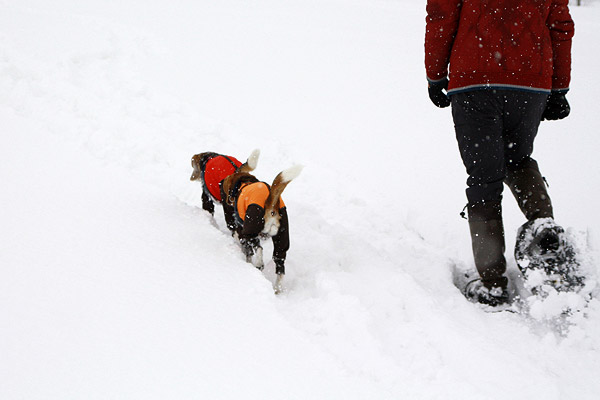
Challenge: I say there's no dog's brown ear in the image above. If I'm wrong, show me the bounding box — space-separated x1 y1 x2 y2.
263 165 303 235
237 149 260 174
190 153 209 181
221 174 236 205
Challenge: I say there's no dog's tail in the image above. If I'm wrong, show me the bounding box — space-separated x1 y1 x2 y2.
263 165 303 236
237 149 260 174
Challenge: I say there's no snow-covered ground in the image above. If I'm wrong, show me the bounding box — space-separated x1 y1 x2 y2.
2 1 600 399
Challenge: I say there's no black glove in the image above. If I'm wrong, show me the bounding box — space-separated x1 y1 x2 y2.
542 92 570 121
428 78 451 108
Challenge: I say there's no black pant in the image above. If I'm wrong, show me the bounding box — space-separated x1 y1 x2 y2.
451 90 548 204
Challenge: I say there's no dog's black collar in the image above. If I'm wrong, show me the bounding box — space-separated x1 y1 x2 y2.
229 175 260 204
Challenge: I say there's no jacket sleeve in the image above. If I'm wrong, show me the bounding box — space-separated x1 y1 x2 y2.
425 0 462 82
547 0 574 92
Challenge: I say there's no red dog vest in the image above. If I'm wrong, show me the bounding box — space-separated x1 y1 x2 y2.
204 155 242 201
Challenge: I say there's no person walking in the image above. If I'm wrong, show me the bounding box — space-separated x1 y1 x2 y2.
425 0 574 306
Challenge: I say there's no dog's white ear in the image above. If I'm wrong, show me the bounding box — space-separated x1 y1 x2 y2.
246 149 260 171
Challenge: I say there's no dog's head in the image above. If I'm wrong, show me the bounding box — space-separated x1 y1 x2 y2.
190 152 210 181
262 165 303 236
191 150 259 182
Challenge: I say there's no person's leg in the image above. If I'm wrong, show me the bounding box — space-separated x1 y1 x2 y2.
505 157 553 220
452 91 506 205
467 201 507 291
452 91 507 295
502 91 553 220
501 91 569 281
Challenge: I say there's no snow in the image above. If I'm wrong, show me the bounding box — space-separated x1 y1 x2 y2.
1 0 600 399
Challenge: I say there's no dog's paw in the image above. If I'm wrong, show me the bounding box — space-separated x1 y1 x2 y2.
250 246 264 270
274 274 284 295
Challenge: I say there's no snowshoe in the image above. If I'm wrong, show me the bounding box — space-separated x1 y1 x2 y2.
464 278 510 308
515 218 585 295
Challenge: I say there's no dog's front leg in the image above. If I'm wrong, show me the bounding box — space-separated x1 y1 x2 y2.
272 256 286 294
274 274 284 295
239 205 266 269
221 202 238 235
201 191 215 215
240 236 264 270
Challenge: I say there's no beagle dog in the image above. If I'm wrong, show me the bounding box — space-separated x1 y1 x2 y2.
221 161 302 293
190 150 259 231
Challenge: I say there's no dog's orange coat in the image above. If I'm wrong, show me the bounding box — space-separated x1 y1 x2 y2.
236 182 285 220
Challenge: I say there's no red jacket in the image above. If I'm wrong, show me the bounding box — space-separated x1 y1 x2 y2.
425 0 574 95
204 155 242 201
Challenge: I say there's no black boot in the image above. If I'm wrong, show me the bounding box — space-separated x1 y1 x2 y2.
467 201 509 305
465 279 509 307
505 158 553 221
505 159 583 290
